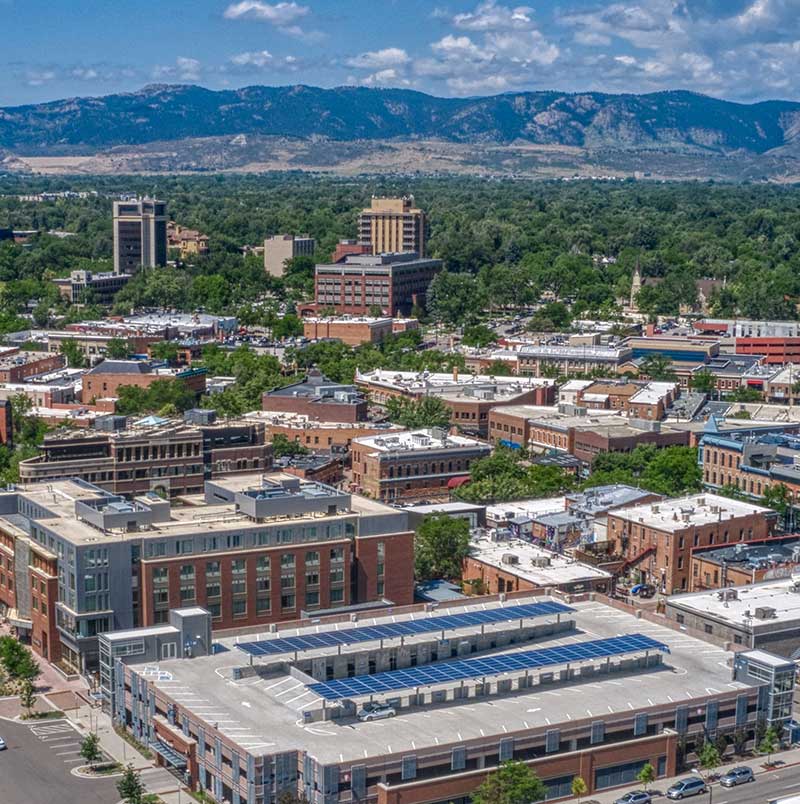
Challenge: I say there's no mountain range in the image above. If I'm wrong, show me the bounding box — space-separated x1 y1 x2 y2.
3 84 800 179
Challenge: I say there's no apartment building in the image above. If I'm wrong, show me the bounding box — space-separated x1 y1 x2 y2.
0 473 413 673
53 270 132 304
168 222 210 259
356 369 555 437
82 359 207 400
18 412 273 497
113 198 168 273
313 253 441 316
358 196 426 256
303 316 394 346
264 234 315 277
351 428 491 502
607 493 778 594
575 380 678 420
263 369 368 424
108 594 789 804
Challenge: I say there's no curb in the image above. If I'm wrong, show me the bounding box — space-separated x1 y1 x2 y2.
70 764 124 780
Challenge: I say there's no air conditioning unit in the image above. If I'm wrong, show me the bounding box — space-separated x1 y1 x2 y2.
531 556 552 568
501 553 519 565
754 606 777 620
350 613 359 623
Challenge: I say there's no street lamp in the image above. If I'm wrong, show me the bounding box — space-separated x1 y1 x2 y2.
691 768 712 804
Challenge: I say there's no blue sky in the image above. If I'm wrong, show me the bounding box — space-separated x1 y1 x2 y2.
3 0 799 105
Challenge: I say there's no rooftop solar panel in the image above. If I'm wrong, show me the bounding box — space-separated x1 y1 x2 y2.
307 633 669 701
236 601 573 657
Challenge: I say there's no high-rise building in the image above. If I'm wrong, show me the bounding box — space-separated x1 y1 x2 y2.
358 195 426 256
112 198 168 273
263 234 315 277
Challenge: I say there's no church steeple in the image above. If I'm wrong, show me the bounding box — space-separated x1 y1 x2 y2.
630 255 643 310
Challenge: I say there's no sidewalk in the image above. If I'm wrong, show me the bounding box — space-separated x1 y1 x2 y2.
581 746 800 804
66 704 189 803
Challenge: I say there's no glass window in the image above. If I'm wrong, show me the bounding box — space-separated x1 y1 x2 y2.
281 593 296 610
281 554 295 569
305 551 320 566
206 561 220 577
232 559 246 574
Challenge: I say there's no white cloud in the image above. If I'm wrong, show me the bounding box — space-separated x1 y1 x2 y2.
231 50 274 67
486 29 559 64
152 57 202 82
431 35 490 60
223 1 309 25
25 69 56 86
360 68 411 87
452 1 535 31
346 48 410 70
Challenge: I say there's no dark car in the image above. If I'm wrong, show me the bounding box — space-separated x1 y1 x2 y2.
614 791 652 804
666 777 707 799
719 766 754 787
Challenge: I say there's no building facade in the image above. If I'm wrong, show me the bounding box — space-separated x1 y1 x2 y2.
358 196 426 256
264 235 315 277
113 198 168 273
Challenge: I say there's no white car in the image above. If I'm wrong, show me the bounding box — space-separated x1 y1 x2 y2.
0 736 6 750
357 702 396 722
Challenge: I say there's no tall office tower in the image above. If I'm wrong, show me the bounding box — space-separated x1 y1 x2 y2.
113 198 168 273
263 234 316 277
358 195 426 256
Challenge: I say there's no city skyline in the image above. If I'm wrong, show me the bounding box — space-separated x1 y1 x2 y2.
2 0 800 106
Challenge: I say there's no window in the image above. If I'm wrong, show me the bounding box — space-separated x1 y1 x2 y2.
281 593 296 610
152 568 168 583
207 602 221 619
306 572 320 587
180 564 195 580
330 588 344 603
256 597 271 614
281 554 295 569
206 561 220 577
330 547 344 562
232 599 247 617
704 624 713 634
206 583 221 599
305 551 320 566
180 585 196 603
161 642 177 659
231 559 246 574
305 590 320 607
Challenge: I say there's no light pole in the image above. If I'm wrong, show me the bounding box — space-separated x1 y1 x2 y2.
691 768 712 804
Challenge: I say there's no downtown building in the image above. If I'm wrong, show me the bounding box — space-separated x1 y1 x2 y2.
358 196 426 256
0 472 413 674
113 198 168 273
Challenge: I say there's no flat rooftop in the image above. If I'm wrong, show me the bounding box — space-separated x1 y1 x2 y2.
131 596 749 763
487 497 566 521
667 578 800 627
609 493 772 532
353 429 489 453
469 536 612 586
355 368 553 392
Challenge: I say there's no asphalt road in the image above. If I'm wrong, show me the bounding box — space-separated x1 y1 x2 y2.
0 717 120 804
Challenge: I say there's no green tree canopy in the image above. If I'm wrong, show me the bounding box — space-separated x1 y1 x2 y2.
472 761 547 804
385 396 451 430
415 514 471 581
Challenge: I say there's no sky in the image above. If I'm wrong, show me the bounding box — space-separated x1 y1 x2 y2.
3 0 800 106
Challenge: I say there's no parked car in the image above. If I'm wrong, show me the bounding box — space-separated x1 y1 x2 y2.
719 766 754 787
0 736 6 750
614 791 652 804
666 777 707 799
357 702 396 722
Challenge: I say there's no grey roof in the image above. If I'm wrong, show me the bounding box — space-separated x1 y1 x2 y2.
87 360 151 375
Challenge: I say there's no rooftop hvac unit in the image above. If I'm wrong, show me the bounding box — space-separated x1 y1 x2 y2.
717 588 738 602
350 613 359 623
269 623 278 633
754 606 777 620
531 556 551 568
424 602 438 612
501 553 519 565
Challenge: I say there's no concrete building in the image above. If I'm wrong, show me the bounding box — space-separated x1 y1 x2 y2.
18 412 273 497
82 359 207 400
264 235 315 277
515 344 632 377
113 198 168 273
263 370 368 424
53 270 132 304
355 369 555 437
0 350 65 383
608 493 778 594
764 365 800 405
665 578 800 658
313 253 441 316
351 428 491 503
0 473 414 673
303 316 394 346
358 196 426 256
108 593 791 804
695 318 800 339
463 533 613 595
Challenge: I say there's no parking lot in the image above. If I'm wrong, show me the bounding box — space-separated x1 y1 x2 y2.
0 717 120 804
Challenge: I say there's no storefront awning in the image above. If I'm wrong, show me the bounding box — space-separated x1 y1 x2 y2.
6 609 32 629
150 739 187 769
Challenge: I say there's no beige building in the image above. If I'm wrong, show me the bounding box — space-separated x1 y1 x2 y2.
112 198 167 274
358 196 426 256
263 234 315 277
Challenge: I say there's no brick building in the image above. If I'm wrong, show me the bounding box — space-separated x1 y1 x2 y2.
312 253 442 316
515 344 631 377
0 350 65 383
263 370 368 423
18 412 272 498
351 428 491 502
331 238 371 263
82 359 207 400
303 316 394 346
53 270 132 304
0 473 413 673
355 369 555 438
607 493 778 594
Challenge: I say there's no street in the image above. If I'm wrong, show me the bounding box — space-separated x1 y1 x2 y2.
0 716 120 804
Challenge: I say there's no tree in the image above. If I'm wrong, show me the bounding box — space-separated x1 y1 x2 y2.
368 304 384 318
759 725 779 765
462 324 496 348
697 740 721 776
571 776 588 803
428 271 485 325
271 433 309 458
414 515 471 581
80 732 103 768
472 760 547 804
19 678 36 718
105 337 130 360
0 635 41 681
690 370 717 396
636 762 655 791
59 339 86 368
527 302 571 332
117 764 146 804
149 341 179 363
729 385 763 403
385 396 451 429
639 353 677 381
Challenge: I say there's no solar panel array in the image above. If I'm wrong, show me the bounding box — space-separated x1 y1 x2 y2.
307 633 669 701
236 601 573 657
